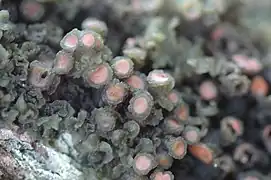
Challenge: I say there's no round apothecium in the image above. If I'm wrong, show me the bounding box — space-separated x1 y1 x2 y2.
147 69 175 94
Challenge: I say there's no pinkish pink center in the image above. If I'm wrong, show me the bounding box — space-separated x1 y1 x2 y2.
151 72 168 83
244 176 259 180
89 65 108 84
173 141 185 156
168 92 178 103
64 34 78 48
133 97 148 114
82 33 95 47
127 75 144 89
106 85 125 101
233 55 262 73
246 59 262 73
132 0 140 12
230 120 241 135
95 38 102 49
135 156 151 171
168 119 179 128
185 130 198 142
263 125 271 139
115 59 130 75
200 81 217 100
154 172 171 180
23 2 41 17
126 38 136 47
189 145 213 164
176 106 188 120
57 54 69 69
211 27 224 40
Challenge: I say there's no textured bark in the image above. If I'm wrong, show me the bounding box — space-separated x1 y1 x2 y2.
0 128 83 180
